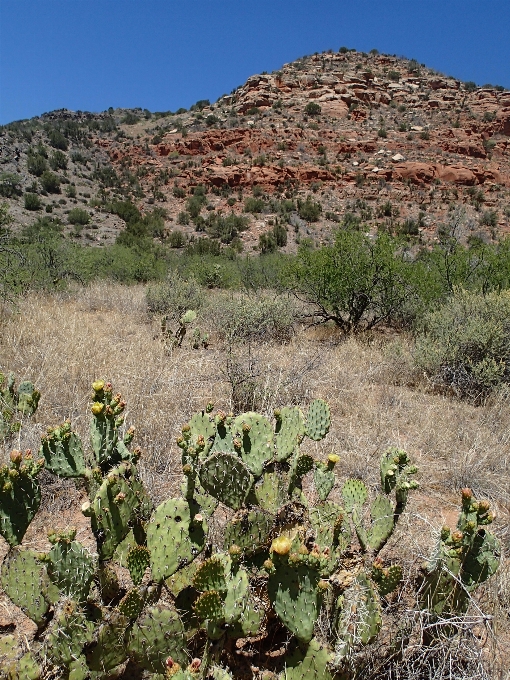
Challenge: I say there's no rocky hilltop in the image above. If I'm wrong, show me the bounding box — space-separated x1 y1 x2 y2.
1 49 509 249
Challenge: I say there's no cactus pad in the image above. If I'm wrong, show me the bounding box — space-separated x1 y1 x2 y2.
334 573 382 659
341 478 368 513
305 399 331 441
199 452 253 510
282 638 334 680
224 507 273 555
147 498 207 581
249 469 288 514
44 601 95 668
1 548 50 626
193 589 225 623
86 610 130 673
371 562 402 596
128 606 187 673
47 534 95 602
119 587 145 619
0 453 43 546
40 423 86 478
354 494 394 552
313 461 336 502
127 544 151 585
274 406 305 462
193 554 231 592
232 412 274 477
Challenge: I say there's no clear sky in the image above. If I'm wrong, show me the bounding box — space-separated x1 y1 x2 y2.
1 0 509 125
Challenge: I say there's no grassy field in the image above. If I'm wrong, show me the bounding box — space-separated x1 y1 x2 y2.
0 282 509 678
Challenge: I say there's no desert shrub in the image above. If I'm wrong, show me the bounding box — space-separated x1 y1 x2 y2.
414 288 510 402
67 207 90 226
27 153 48 177
304 101 321 116
173 185 186 199
24 193 42 211
186 193 206 219
209 291 296 344
49 149 68 171
243 196 265 214
47 128 69 150
145 269 204 318
65 184 77 198
205 212 249 243
480 210 498 228
168 230 186 248
297 195 322 222
0 172 23 197
40 170 61 193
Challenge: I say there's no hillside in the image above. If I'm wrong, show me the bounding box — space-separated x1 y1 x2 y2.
1 48 509 250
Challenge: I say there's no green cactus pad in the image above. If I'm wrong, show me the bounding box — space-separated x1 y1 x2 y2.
193 589 225 623
268 558 322 642
86 610 130 673
371 562 402 596
224 566 249 624
313 463 336 502
305 399 331 441
166 560 199 597
275 406 305 462
193 554 231 592
354 494 394 552
47 538 95 602
189 411 216 458
44 602 95 668
248 469 288 514
199 452 253 511
11 652 41 680
119 587 145 619
147 498 207 581
232 412 274 477
68 657 89 680
90 464 141 560
15 380 40 416
227 594 265 638
96 562 120 603
211 667 234 680
209 418 235 456
281 638 334 680
461 529 500 589
224 507 274 555
341 478 368 513
128 606 187 673
40 423 86 478
127 545 151 585
1 548 51 626
309 501 351 557
0 455 43 546
335 573 382 659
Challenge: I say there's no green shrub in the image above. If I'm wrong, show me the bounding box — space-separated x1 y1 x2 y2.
168 230 186 248
0 172 23 197
49 150 68 171
68 207 90 226
414 289 510 401
40 171 61 193
480 210 498 228
297 196 322 222
65 184 77 198
146 270 204 318
304 101 321 116
47 128 69 150
173 185 186 199
24 193 42 211
244 196 265 214
206 212 249 243
27 153 48 177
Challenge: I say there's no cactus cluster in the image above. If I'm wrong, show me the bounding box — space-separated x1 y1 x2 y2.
161 309 208 351
0 372 40 440
0 381 500 680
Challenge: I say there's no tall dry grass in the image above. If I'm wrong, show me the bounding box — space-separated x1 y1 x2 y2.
0 281 508 677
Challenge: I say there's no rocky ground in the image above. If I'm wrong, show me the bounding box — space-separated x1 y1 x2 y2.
1 49 510 250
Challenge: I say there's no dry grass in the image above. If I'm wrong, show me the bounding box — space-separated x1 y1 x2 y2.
0 281 509 677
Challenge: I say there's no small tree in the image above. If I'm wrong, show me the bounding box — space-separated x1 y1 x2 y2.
304 101 321 116
67 207 90 225
40 171 61 194
24 193 42 211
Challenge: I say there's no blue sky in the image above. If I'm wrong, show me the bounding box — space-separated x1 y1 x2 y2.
1 1 509 125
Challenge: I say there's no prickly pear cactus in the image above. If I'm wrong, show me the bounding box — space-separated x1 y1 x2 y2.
127 605 187 673
313 454 340 501
0 373 40 439
274 406 305 462
44 600 95 669
147 497 207 581
127 544 151 585
0 450 44 546
85 609 130 673
199 451 253 510
0 547 51 627
224 507 273 555
232 412 274 477
46 528 95 602
371 560 402 596
280 638 334 680
305 399 331 441
40 422 86 478
419 488 500 618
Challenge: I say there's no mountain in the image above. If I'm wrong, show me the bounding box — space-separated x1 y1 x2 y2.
1 48 509 250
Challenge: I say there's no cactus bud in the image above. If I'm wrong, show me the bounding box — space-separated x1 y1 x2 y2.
91 402 104 415
229 544 241 557
298 544 309 555
271 536 292 555
451 530 464 544
263 559 274 571
206 403 214 413
233 438 242 450
274 409 281 419
81 501 93 517
440 526 451 540
182 423 191 433
318 579 329 591
327 453 340 466
92 380 105 392
478 500 490 513
182 464 192 475
176 437 185 448
114 492 126 504
189 658 201 673
193 514 203 523
242 422 251 434
104 382 112 392
8 468 19 479
10 450 22 465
